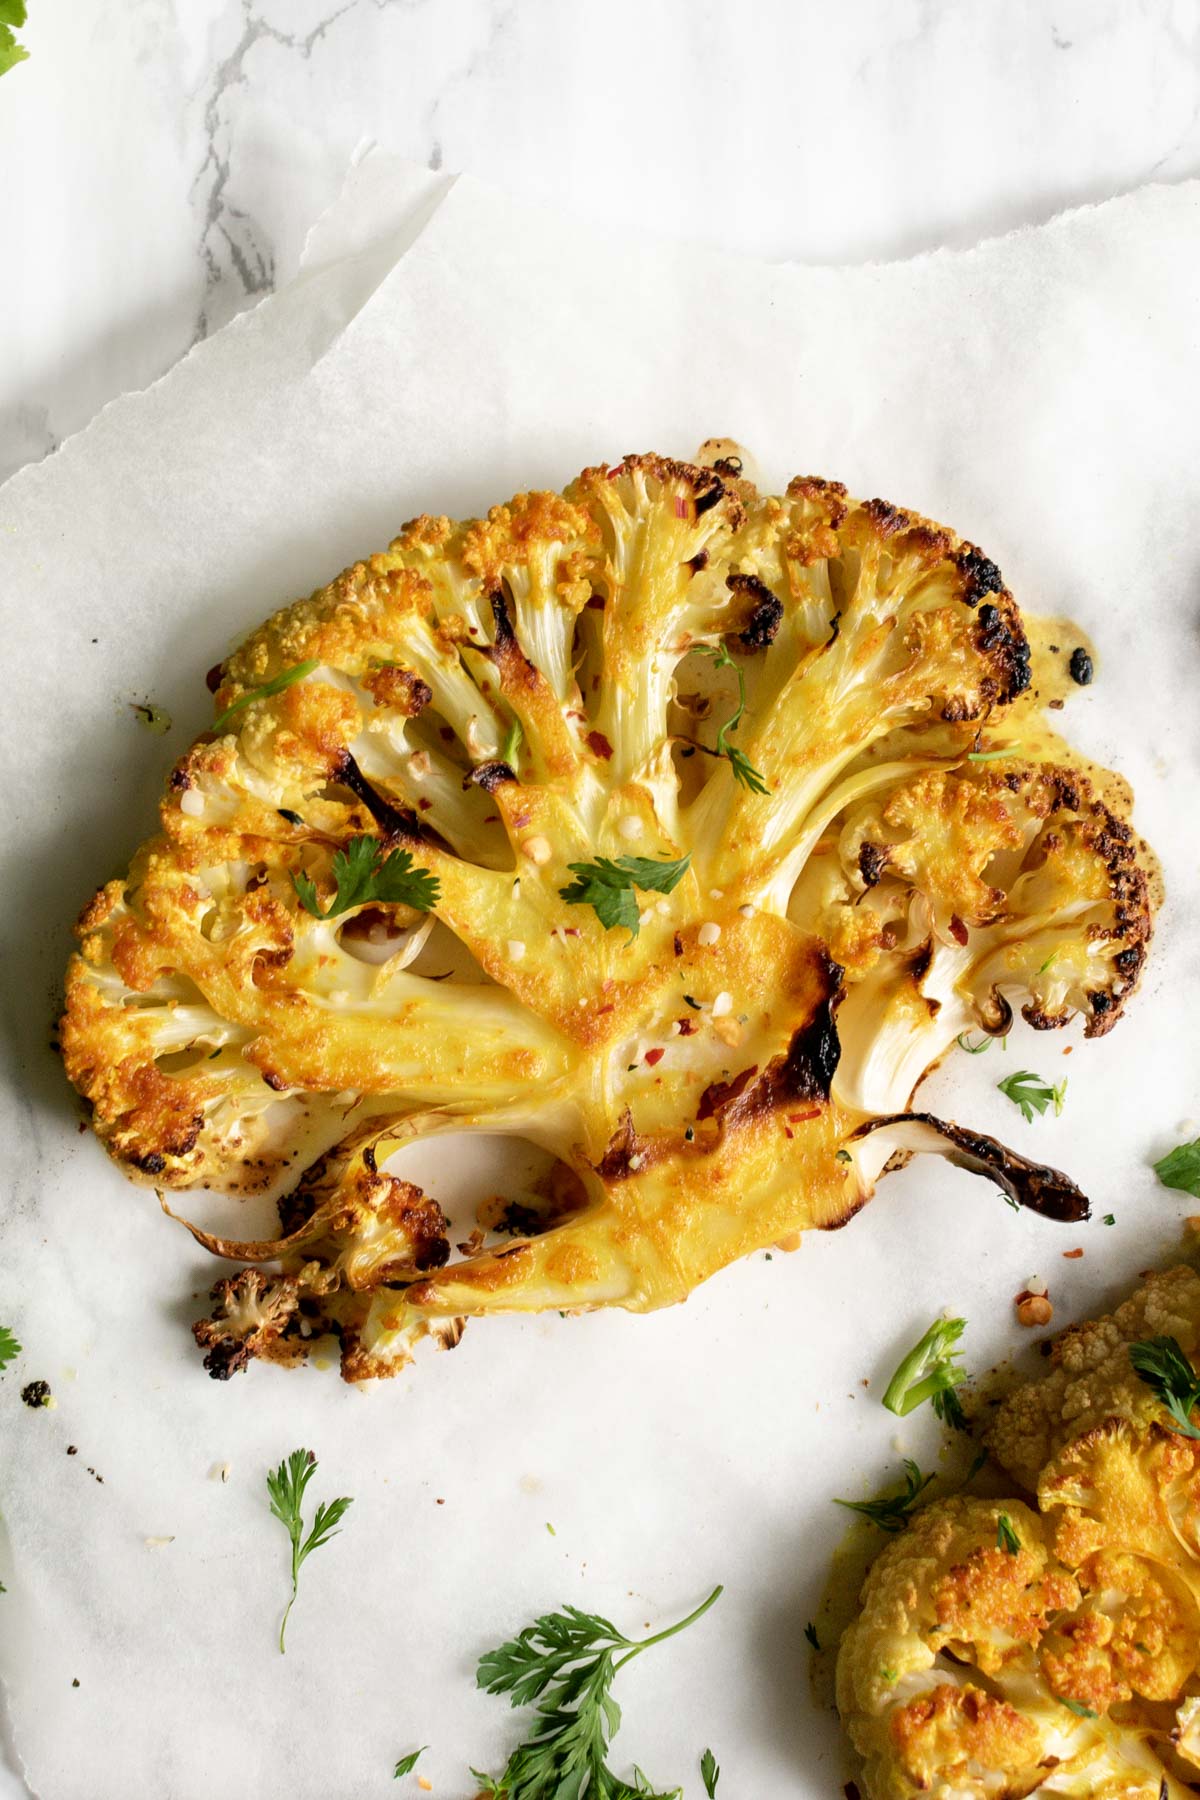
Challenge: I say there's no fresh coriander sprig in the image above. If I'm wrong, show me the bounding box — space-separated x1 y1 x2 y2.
0 2 29 77
700 1747 720 1796
559 854 690 940
997 1068 1066 1124
697 644 769 794
882 1317 968 1423
473 1585 722 1799
393 1747 427 1779
1154 1137 1200 1199
0 1326 20 1373
213 659 320 732
293 835 439 920
266 1448 353 1653
996 1513 1021 1555
1129 1336 1200 1440
834 1459 934 1533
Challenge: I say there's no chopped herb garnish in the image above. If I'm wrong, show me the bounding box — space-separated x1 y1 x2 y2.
834 1459 934 1532
1129 1336 1200 1440
1037 949 1059 974
503 717 524 769
213 659 319 732
700 1747 720 1796
1153 1136 1200 1199
882 1317 967 1420
0 2 29 77
473 1585 722 1799
293 835 439 920
1102 1213 1116 1226
997 1068 1066 1124
0 1326 20 1373
266 1448 353 1653
804 1621 820 1650
933 1385 968 1432
956 1032 994 1054
682 994 702 1009
278 808 304 826
835 1148 852 1163
996 1513 1020 1555
1057 1697 1098 1718
697 643 769 794
966 743 1022 762
559 854 690 939
393 1747 427 1779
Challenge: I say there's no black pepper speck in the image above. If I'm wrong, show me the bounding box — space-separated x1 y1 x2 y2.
1068 647 1094 686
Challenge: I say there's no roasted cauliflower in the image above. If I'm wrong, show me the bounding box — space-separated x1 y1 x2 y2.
61 449 1156 1379
838 1267 1200 1799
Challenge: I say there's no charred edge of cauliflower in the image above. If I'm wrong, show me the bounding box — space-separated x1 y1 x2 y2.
988 1264 1200 1494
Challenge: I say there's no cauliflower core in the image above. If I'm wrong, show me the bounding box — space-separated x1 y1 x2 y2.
61 450 1156 1379
838 1268 1200 1800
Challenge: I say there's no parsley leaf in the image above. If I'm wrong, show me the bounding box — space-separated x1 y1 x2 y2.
212 659 320 732
834 1459 934 1533
0 0 28 78
996 1513 1021 1555
882 1317 968 1420
393 1747 427 1779
474 1585 721 1798
700 1747 720 1796
0 1326 20 1373
1154 1137 1200 1199
559 854 690 940
293 836 439 920
697 644 768 793
996 1068 1066 1124
266 1448 353 1653
1129 1336 1200 1440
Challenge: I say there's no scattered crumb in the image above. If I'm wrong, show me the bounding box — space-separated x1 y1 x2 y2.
71 1679 80 1689
129 700 172 734
209 1461 231 1483
435 1497 444 1505
20 1379 51 1410
66 1445 77 1456
1062 1247 1084 1259
144 1536 175 1551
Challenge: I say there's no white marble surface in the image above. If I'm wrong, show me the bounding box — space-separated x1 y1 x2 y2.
5 0 1200 489
4 4 1200 1794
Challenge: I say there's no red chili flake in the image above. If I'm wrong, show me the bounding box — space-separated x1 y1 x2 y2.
677 1018 696 1036
1062 1247 1084 1259
644 1047 665 1067
483 814 499 824
784 1126 794 1139
563 927 580 938
439 727 455 742
948 914 969 947
1063 1045 1073 1055
787 1108 820 1124
417 798 433 812
597 1003 615 1016
673 932 684 957
586 730 613 760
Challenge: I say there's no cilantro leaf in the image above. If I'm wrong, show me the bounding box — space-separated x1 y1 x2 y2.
996 1513 1021 1555
559 854 690 940
882 1317 968 1420
996 1068 1066 1124
1129 1335 1200 1440
834 1459 934 1532
700 1746 720 1796
1154 1137 1200 1199
0 1326 19 1373
266 1448 353 1652
697 644 769 793
393 1747 427 1779
474 1586 721 1798
292 836 439 920
0 0 28 78
212 659 320 732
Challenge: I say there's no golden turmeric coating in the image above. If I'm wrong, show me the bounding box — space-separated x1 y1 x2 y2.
61 450 1155 1379
838 1270 1200 1799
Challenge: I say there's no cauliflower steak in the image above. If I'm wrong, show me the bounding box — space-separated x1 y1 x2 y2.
61 450 1155 1379
838 1268 1200 1799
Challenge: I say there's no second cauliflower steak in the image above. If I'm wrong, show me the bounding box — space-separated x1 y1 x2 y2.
61 452 1155 1378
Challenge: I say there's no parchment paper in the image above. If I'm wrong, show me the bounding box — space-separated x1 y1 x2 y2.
1 157 1199 1798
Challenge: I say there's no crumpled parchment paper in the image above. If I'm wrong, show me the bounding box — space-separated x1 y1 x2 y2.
1 155 1198 1799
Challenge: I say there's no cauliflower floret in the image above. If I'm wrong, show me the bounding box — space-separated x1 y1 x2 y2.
988 1266 1200 1491
60 450 1157 1379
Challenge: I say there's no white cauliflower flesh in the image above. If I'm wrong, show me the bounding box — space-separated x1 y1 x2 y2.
838 1269 1200 1800
61 450 1156 1379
